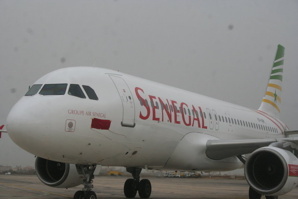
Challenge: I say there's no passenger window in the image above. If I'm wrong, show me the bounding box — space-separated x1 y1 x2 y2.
25 84 42 96
68 84 86 99
39 84 67 95
83 85 98 100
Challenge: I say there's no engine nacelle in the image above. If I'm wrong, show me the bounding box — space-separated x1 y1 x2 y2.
35 157 84 188
245 146 298 196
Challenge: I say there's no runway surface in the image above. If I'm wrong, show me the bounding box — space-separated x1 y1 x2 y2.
0 175 297 199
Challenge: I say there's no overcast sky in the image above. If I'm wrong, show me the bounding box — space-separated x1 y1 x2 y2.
1 0 298 167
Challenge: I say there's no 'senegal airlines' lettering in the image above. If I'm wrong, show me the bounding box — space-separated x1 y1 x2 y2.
135 87 207 129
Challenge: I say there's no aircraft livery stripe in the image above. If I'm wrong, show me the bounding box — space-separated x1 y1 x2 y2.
256 110 284 133
274 45 284 60
262 99 280 112
271 68 283 74
268 83 282 91
270 75 283 81
273 60 284 67
265 91 281 103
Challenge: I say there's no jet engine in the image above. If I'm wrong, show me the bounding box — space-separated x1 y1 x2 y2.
245 146 298 196
35 157 84 188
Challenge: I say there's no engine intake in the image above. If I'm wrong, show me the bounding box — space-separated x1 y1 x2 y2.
35 157 84 188
245 146 298 196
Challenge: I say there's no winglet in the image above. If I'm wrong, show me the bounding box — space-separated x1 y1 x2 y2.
0 125 7 138
258 44 285 118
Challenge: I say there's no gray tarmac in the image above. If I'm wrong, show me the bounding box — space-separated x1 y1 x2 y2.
0 175 297 199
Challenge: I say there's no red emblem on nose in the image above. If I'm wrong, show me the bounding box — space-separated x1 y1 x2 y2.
91 118 111 130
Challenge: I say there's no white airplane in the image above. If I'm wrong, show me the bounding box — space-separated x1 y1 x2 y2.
3 44 298 199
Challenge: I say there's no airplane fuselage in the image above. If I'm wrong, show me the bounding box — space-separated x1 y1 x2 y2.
7 67 287 171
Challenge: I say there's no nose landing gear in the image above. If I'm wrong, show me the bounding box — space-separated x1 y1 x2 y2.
74 165 97 199
124 167 152 199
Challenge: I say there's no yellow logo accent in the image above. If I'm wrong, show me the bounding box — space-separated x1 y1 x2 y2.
268 83 282 91
265 91 281 103
262 99 280 112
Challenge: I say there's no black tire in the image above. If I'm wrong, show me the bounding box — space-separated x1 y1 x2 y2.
249 187 261 199
138 179 152 198
124 178 138 198
85 191 97 199
74 191 84 199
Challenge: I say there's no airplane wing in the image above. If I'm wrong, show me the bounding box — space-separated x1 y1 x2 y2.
285 130 298 137
206 134 298 160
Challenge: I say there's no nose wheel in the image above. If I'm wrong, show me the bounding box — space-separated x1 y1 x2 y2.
74 191 97 199
74 165 97 199
138 179 152 198
124 167 152 198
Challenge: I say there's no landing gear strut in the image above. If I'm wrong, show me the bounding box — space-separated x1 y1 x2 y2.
249 187 278 199
124 167 152 198
74 165 97 199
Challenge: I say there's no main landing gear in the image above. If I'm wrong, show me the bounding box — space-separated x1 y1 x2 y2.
74 165 97 199
124 167 152 198
249 187 278 199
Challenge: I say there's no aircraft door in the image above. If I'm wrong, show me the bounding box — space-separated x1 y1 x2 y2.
225 112 232 133
206 108 214 130
109 75 135 127
212 109 219 131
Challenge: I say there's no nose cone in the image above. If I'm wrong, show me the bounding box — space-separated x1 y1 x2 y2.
7 96 62 157
7 97 43 154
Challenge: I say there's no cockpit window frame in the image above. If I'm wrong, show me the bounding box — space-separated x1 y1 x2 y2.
82 85 98 100
39 83 68 96
25 84 43 96
68 84 86 99
26 82 98 101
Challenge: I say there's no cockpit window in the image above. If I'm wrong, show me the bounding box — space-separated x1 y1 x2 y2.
25 84 42 96
39 84 67 95
83 85 98 100
68 84 86 99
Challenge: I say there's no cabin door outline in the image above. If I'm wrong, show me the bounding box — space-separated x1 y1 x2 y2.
109 75 135 127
